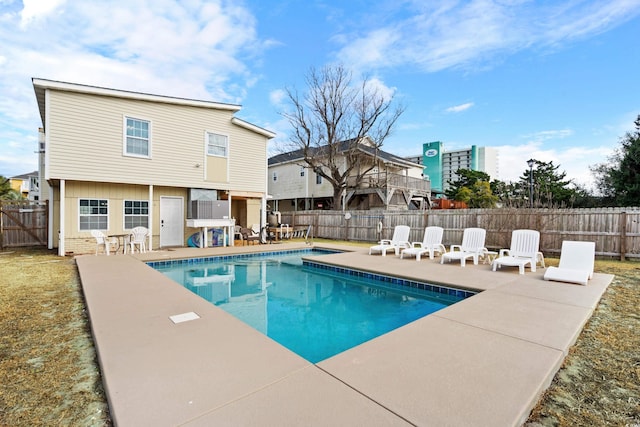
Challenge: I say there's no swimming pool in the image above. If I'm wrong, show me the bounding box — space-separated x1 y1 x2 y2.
150 249 474 363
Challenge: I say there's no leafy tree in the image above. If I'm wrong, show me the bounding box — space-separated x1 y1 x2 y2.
470 181 499 208
570 183 602 208
454 186 472 205
445 169 491 199
446 169 498 208
280 64 405 210
0 176 21 200
491 179 527 208
520 160 577 207
591 115 640 206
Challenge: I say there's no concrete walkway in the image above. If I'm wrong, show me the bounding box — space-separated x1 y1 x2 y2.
75 243 613 426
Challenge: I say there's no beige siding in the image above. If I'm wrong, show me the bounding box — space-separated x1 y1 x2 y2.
206 155 228 183
47 90 267 194
57 181 193 254
269 163 306 199
63 181 152 237
227 126 268 193
268 162 335 200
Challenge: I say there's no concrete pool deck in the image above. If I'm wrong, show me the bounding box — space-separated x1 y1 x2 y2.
75 242 614 426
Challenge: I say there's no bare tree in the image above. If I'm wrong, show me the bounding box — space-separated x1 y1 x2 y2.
280 64 405 210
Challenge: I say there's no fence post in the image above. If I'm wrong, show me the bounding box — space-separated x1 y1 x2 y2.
0 200 4 250
620 211 627 261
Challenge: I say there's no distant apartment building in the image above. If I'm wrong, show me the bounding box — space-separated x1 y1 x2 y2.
406 141 499 193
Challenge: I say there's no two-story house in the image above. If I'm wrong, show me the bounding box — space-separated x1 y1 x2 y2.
268 138 431 211
33 78 274 255
9 171 40 200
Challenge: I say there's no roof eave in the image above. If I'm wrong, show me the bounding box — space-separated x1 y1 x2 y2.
31 77 243 116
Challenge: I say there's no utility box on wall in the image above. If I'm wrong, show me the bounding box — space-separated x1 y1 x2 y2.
188 189 230 219
189 200 230 219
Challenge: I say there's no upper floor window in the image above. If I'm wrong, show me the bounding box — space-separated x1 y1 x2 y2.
207 132 228 157
273 172 278 181
124 200 149 229
316 174 322 184
125 117 150 157
79 199 108 230
300 167 305 177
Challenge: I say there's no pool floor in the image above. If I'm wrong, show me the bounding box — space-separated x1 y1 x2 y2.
76 242 613 426
152 250 468 362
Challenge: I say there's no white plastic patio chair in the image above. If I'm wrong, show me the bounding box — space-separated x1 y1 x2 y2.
543 241 595 286
440 227 486 267
491 229 540 274
369 225 411 256
128 226 149 253
400 226 445 261
91 230 117 256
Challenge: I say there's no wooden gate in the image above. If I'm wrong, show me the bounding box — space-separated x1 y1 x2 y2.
0 200 48 249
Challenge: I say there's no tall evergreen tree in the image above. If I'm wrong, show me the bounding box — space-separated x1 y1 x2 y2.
591 115 640 206
520 160 576 207
446 169 498 208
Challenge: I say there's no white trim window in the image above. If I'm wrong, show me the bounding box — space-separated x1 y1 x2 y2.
124 117 151 157
79 199 108 230
206 132 228 157
124 200 149 229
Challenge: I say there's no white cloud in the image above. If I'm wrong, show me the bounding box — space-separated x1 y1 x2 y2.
362 76 397 102
20 0 66 28
446 102 474 113
0 0 268 176
520 129 574 143
495 132 614 189
269 89 287 108
336 0 640 72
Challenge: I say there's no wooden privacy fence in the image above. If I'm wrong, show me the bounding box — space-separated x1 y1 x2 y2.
0 200 48 249
281 207 640 260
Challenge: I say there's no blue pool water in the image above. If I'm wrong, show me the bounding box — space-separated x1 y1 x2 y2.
150 249 473 363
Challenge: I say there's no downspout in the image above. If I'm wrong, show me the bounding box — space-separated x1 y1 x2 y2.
305 165 309 210
59 179 65 256
228 192 234 246
48 185 53 249
148 185 153 250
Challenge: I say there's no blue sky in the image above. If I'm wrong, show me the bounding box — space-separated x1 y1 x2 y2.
1 0 639 188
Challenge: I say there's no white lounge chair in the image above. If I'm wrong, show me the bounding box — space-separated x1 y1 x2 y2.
543 241 595 286
440 227 486 267
369 225 411 256
492 229 540 274
129 226 149 253
91 230 117 256
400 226 445 261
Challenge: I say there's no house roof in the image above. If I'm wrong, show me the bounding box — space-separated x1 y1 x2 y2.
10 171 38 179
231 117 276 139
268 139 422 169
31 78 275 139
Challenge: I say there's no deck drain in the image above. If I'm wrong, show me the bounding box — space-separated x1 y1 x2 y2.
169 312 200 324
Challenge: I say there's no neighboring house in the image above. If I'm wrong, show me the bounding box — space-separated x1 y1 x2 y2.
9 171 40 200
268 138 430 211
33 78 275 255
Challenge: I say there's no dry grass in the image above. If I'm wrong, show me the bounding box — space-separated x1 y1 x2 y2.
0 248 110 426
525 259 640 426
0 246 638 426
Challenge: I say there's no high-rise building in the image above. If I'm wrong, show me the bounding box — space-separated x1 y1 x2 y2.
406 142 499 193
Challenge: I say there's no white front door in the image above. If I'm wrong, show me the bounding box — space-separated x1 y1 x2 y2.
160 196 184 247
